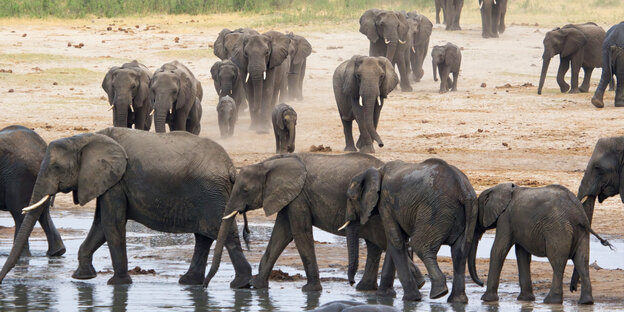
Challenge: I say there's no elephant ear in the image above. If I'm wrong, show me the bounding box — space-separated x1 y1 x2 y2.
176 70 196 112
360 9 380 43
231 37 249 72
267 32 291 69
76 134 127 205
378 57 399 98
210 61 223 94
133 67 150 109
102 66 120 105
342 55 364 96
351 168 382 225
396 12 410 43
293 36 312 65
261 156 307 216
214 28 231 60
561 27 587 58
276 106 286 130
479 183 515 228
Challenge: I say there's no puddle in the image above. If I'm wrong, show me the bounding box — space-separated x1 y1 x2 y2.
0 213 622 311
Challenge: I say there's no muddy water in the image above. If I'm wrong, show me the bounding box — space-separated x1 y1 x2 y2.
0 213 622 311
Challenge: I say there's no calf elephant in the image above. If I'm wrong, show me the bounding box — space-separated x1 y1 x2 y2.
0 128 252 287
334 56 399 153
150 61 203 135
272 103 297 154
472 183 611 304
479 0 507 38
537 23 605 95
213 28 259 60
205 153 425 293
284 32 312 101
0 125 65 257
343 159 479 302
217 96 237 138
102 60 152 130
405 12 433 82
432 43 462 93
359 9 412 92
592 22 624 107
211 60 247 116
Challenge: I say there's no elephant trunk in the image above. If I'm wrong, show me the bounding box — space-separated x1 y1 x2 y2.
112 96 131 128
577 177 597 223
204 212 236 287
361 96 384 147
250 77 264 128
220 82 234 97
154 109 168 133
432 58 438 81
286 119 296 152
538 57 551 95
468 229 484 287
346 222 360 286
385 42 398 62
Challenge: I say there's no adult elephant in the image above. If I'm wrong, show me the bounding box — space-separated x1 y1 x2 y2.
537 23 605 95
102 60 152 130
440 0 463 31
592 22 624 108
205 153 425 293
213 28 259 60
479 0 507 38
435 0 444 24
405 12 433 82
359 9 412 92
343 159 479 302
284 32 312 101
150 61 203 135
0 128 252 287
334 56 399 154
0 125 65 257
232 31 291 132
211 60 247 115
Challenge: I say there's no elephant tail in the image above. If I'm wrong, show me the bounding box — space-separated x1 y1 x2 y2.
242 212 251 251
585 226 614 250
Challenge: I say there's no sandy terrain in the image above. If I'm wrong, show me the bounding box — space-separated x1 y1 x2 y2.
1 16 623 304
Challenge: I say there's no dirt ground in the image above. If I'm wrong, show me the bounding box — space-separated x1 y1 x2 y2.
1 16 624 304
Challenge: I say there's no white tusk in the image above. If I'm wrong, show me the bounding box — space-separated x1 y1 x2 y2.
580 195 589 204
108 105 114 111
494 0 497 4
230 90 233 95
358 97 363 107
399 39 406 44
149 109 154 116
246 73 250 82
378 97 382 106
129 105 134 113
22 195 51 214
338 220 350 231
479 1 483 9
219 88 222 95
223 211 238 220
412 46 415 53
384 38 390 45
263 72 266 80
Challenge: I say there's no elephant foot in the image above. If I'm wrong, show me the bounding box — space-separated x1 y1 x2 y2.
402 290 422 301
358 144 375 154
559 84 570 93
400 84 413 92
482 33 491 39
72 264 97 280
578 293 594 305
451 87 458 92
107 274 133 285
579 85 590 93
344 145 357 152
250 275 269 289
517 292 535 301
412 75 421 83
376 287 396 297
481 292 499 302
615 100 624 107
447 291 468 304
46 244 66 257
429 282 449 299
301 282 322 292
230 274 252 289
439 89 448 94
20 247 32 258
543 292 563 304
569 88 580 94
179 272 204 285
492 33 499 38
591 97 605 108
355 280 378 291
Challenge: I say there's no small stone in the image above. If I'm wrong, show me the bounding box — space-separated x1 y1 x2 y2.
67 42 72 47
53 82 58 85
107 26 112 31
480 83 486 88
8 88 14 93
22 33 27 37
69 88 75 91
502 142 509 147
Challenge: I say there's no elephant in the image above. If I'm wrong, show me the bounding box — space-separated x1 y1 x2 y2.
150 61 203 135
405 11 433 82
592 22 624 108
479 0 507 38
359 9 412 92
211 59 247 116
333 55 399 154
0 125 65 257
102 60 152 130
343 159 479 302
217 95 237 138
537 23 605 95
432 43 462 93
0 127 252 287
472 183 612 304
272 103 297 154
312 301 399 312
435 0 444 24
205 153 425 294
213 28 260 60
439 0 463 31
284 32 312 101
231 30 291 133
610 46 624 106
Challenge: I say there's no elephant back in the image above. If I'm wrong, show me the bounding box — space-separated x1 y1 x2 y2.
0 125 47 175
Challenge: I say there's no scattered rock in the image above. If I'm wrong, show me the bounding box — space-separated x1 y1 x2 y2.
53 82 58 85
459 134 469 138
22 33 27 37
427 147 436 154
102 40 106 43
502 142 509 147
107 26 113 31
460 47 464 51
174 37 180 43
521 82 534 87
0 69 12 73
269 269 304 281
100 96 107 101
69 88 75 91
480 83 486 88
326 46 343 50
73 126 89 132
32 67 42 72
8 89 14 93
309 144 332 152
135 25 140 28
477 129 483 133
73 43 84 48
128 266 156 275
67 42 72 47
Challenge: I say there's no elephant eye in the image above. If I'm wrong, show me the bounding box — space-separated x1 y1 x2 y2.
265 51 270 56
355 73 361 80
380 74 385 80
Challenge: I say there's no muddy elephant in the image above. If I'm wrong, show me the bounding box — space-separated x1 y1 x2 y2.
432 43 461 93
205 153 425 293
217 95 237 138
0 125 65 258
473 183 611 304
592 22 624 108
479 0 507 38
0 128 252 287
272 103 297 154
343 159 478 302
213 28 260 60
359 9 412 92
405 12 433 82
150 61 203 135
439 0 463 30
284 32 312 101
537 23 605 95
211 60 247 116
334 55 399 154
102 60 152 130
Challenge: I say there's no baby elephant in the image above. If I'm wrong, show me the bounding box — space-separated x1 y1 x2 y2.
472 183 612 304
271 103 297 154
217 96 237 138
431 43 462 93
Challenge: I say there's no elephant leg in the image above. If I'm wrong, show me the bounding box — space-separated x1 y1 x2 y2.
609 74 615 91
373 101 382 130
440 68 451 93
287 203 322 292
9 210 31 257
397 54 413 92
252 210 293 289
573 235 593 304
569 54 583 93
298 61 306 100
387 243 421 301
73 205 106 280
37 205 65 256
543 256 566 304
515 244 535 301
99 185 131 285
480 7 490 38
376 251 397 297
481 231 513 302
447 239 468 303
556 59 571 93
179 234 213 285
490 4 500 37
615 70 624 107
356 240 381 291
498 0 507 33
172 112 188 132
341 119 357 152
225 225 253 289
579 67 593 93
415 246 448 299
274 130 281 154
451 71 459 91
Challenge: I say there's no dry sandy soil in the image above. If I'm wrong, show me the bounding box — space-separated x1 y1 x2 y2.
1 16 623 304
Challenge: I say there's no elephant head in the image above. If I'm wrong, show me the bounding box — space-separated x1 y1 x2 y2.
204 155 307 286
538 25 587 94
150 61 198 133
102 60 151 128
211 60 243 98
214 28 259 60
406 12 432 49
0 132 127 283
286 32 312 70
360 9 410 62
343 56 398 151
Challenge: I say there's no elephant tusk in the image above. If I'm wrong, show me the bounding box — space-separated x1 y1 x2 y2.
412 46 415 53
338 220 350 231
129 105 134 113
580 195 589 204
223 211 238 220
149 109 154 116
108 105 114 111
479 1 483 9
494 0 497 4
22 195 51 214
358 97 364 107
399 39 406 45
263 72 266 80
378 97 382 106
384 38 390 45
246 73 250 82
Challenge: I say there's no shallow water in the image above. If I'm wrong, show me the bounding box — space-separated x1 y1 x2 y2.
0 213 622 311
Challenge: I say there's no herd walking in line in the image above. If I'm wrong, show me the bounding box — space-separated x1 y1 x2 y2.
2 2 624 310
